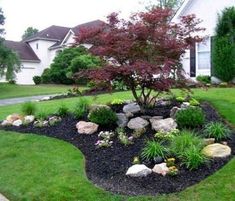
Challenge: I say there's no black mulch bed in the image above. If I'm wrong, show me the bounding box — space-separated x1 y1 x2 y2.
1 102 234 196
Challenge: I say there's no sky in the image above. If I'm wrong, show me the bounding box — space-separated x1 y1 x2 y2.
0 0 146 41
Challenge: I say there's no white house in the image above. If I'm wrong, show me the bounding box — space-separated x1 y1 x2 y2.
172 0 235 78
2 20 104 85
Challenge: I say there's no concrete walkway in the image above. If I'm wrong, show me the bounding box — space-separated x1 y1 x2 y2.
0 193 9 201
0 94 56 106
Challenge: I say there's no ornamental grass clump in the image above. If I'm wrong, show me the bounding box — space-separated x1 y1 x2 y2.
56 104 69 117
89 107 117 126
73 98 90 119
141 140 168 161
21 102 37 115
176 107 205 128
204 122 231 141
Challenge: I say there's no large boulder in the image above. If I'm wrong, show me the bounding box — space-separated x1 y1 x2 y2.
126 164 152 177
116 113 128 128
151 118 177 132
24 115 35 124
127 117 149 130
202 143 231 158
152 163 169 176
123 103 141 114
76 121 99 134
12 119 23 127
6 113 23 123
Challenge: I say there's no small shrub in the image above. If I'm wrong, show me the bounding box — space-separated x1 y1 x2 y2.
89 107 117 126
56 104 69 117
176 107 205 128
73 98 90 119
169 130 204 156
155 129 179 141
95 131 115 148
111 99 124 105
176 96 185 103
141 140 168 161
116 127 133 146
166 158 176 167
132 128 146 138
35 110 48 120
180 145 207 170
196 75 211 84
168 166 179 176
189 98 200 106
132 156 140 165
219 82 228 87
21 102 37 115
33 76 41 85
204 122 231 141
8 80 16 84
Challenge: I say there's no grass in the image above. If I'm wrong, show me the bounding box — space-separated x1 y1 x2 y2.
0 87 235 200
0 83 79 99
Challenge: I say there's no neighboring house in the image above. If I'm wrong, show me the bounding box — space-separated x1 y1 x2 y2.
2 20 104 85
172 0 235 78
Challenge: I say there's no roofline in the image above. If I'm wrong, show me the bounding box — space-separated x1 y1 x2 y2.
60 29 75 46
172 0 193 21
25 37 60 43
21 59 41 63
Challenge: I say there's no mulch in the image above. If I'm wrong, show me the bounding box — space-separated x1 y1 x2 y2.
0 102 234 196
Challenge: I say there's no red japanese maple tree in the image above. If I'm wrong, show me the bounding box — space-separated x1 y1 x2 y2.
74 8 204 107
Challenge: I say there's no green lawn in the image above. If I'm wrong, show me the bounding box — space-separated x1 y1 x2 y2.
0 83 77 99
0 87 235 201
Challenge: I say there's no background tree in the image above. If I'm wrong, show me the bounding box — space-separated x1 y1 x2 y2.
74 8 204 107
0 8 20 81
143 0 184 11
41 46 102 84
22 27 38 40
212 7 235 82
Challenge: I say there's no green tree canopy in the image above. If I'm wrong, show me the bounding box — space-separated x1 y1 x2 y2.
22 27 38 40
143 0 184 11
0 8 20 81
212 6 235 82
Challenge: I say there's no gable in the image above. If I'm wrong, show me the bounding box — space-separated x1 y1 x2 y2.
173 0 235 35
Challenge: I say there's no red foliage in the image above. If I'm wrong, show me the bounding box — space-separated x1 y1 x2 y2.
74 8 205 107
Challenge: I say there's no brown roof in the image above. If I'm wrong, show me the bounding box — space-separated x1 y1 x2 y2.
4 40 40 62
24 25 70 42
72 20 105 35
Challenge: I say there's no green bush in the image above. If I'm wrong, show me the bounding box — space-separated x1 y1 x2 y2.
179 145 208 170
196 75 211 84
89 107 117 126
33 76 41 85
21 102 37 115
176 107 205 128
169 130 204 156
141 140 168 160
56 104 69 117
73 98 90 119
212 7 235 82
35 110 48 120
204 122 231 141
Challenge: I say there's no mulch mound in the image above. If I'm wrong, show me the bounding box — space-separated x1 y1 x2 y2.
1 102 234 196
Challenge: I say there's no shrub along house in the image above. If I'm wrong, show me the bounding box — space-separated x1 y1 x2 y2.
2 20 104 85
172 0 235 79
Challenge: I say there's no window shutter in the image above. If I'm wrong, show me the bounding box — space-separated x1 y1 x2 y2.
190 42 196 77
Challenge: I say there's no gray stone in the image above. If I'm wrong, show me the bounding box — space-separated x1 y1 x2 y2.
0 193 9 201
123 103 141 114
12 119 23 127
116 113 128 127
151 118 177 132
170 107 181 119
149 116 163 123
127 117 149 130
125 112 134 118
24 115 35 124
1 120 12 126
76 121 99 134
126 164 152 177
202 143 231 158
181 102 190 109
211 76 222 85
203 138 215 145
152 163 169 176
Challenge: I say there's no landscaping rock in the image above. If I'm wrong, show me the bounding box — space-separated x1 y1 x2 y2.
24 115 35 124
152 163 169 176
202 143 231 158
149 116 163 123
181 102 190 109
48 116 62 126
1 120 12 126
123 103 141 114
89 104 110 113
0 193 9 201
116 113 128 128
12 119 23 127
170 107 181 119
126 164 152 177
125 112 134 118
153 156 164 164
211 76 222 85
76 121 99 134
203 138 215 145
151 118 177 132
6 113 23 123
127 117 149 130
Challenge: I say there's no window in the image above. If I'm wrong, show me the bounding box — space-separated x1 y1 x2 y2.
197 38 210 70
